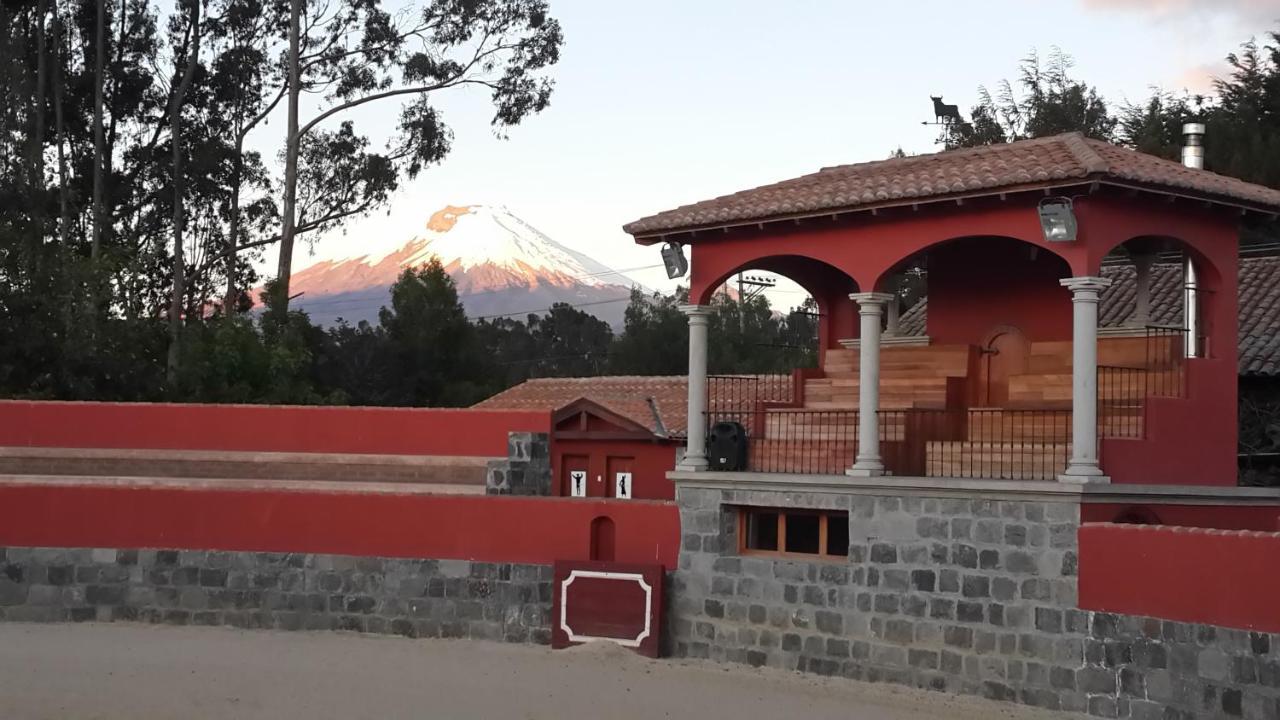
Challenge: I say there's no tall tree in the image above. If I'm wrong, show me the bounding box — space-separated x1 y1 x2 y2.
166 0 203 383
378 258 485 406
943 48 1115 149
270 0 563 316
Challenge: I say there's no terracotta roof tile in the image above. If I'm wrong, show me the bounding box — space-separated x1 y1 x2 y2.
624 133 1280 237
897 256 1280 376
473 376 689 436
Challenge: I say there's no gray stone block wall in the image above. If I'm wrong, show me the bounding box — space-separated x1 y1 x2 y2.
0 547 552 644
487 432 551 495
670 485 1280 719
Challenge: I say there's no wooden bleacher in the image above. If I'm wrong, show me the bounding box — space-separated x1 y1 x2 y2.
747 336 1181 478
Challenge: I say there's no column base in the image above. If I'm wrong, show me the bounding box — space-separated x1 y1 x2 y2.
676 457 709 472
845 462 885 478
1057 464 1111 485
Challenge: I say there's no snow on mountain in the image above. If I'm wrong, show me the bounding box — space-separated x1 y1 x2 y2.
284 205 640 328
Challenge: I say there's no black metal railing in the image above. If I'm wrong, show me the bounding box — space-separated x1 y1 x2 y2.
1097 365 1146 439
1144 325 1187 398
880 409 1071 481
707 408 856 475
706 408 1072 481
707 374 794 413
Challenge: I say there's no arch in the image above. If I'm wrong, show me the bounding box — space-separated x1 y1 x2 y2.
868 235 1076 346
1096 234 1224 289
1097 234 1231 360
869 234 1076 295
589 515 616 562
694 254 861 364
696 254 859 307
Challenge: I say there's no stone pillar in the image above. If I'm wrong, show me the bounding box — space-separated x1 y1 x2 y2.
847 292 894 477
1059 277 1111 484
885 297 901 337
678 304 712 471
1129 252 1155 327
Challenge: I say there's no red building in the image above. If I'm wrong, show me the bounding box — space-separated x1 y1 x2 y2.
622 130 1280 524
475 376 688 500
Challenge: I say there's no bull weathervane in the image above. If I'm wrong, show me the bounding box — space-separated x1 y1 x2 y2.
922 95 965 127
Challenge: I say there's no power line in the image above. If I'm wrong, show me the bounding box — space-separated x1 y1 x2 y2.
475 296 634 320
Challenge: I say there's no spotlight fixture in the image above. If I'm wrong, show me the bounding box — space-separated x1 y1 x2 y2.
1038 197 1078 243
661 242 689 279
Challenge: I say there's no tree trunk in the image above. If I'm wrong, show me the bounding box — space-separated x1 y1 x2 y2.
31 0 47 214
224 141 243 317
53 16 69 249
166 0 201 386
91 0 106 263
274 0 302 319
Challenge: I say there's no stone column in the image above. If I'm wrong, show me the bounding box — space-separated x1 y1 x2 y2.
1129 252 1155 327
847 292 894 477
678 304 712 471
885 297 901 337
1059 277 1112 484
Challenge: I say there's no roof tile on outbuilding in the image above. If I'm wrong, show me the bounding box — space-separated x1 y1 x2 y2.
473 376 689 436
623 133 1280 237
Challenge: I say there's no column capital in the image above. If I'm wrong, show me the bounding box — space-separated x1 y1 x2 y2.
1059 276 1112 296
677 303 712 318
848 292 895 306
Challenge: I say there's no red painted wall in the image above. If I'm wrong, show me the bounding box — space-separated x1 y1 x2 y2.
1081 503 1280 531
1079 522 1280 632
0 484 680 568
926 237 1073 345
1102 361 1239 486
0 400 550 457
552 439 678 500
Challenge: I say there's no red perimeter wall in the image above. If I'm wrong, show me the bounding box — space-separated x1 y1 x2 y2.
0 400 549 457
1081 503 1280 531
0 484 680 568
1079 522 1280 633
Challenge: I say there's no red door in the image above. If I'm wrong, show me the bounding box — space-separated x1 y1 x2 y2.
606 456 635 499
980 326 1029 407
563 455 589 497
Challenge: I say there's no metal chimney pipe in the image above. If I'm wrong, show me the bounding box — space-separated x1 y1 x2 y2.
1181 123 1204 357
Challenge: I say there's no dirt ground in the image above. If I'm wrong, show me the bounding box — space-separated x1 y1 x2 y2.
0 623 1080 720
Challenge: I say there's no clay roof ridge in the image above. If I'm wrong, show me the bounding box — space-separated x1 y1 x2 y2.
1060 132 1110 175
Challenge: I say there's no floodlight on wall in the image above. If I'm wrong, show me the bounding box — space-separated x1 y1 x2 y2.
1038 197 1078 243
661 241 689 279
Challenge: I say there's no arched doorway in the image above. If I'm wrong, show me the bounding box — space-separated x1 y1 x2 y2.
979 325 1029 407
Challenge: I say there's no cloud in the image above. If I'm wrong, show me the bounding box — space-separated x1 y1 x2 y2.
1175 62 1228 94
1080 0 1280 27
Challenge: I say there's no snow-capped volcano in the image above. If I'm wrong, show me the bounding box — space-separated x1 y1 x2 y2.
284 205 638 327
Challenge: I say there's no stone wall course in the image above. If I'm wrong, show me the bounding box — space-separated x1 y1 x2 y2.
0 546 552 645
669 484 1280 720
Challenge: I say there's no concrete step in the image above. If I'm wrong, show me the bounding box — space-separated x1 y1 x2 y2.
0 447 494 486
0 473 487 495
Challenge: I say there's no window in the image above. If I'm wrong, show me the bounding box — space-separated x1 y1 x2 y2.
738 507 849 559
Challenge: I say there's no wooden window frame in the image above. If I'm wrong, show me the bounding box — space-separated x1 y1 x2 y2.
737 507 848 560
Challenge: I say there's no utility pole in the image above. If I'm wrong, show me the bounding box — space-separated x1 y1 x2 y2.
736 273 776 333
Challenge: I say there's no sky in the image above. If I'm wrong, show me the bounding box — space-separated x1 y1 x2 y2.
266 0 1278 307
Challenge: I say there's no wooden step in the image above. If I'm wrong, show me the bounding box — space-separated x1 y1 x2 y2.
967 410 1072 443
747 438 857 474
925 441 1070 481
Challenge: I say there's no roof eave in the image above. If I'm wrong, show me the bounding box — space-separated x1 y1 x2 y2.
625 179 1099 243
627 178 1280 242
